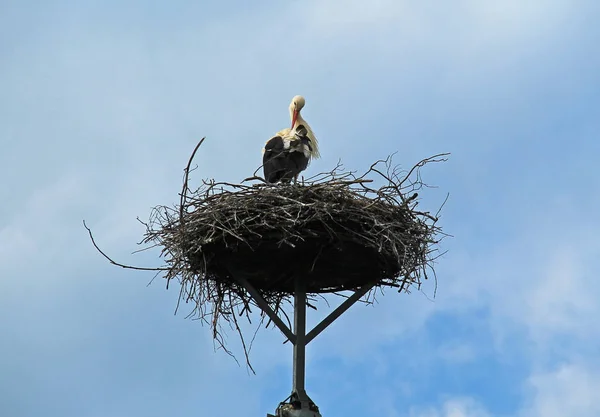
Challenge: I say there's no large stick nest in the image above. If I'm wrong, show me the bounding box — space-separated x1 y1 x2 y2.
147 164 446 297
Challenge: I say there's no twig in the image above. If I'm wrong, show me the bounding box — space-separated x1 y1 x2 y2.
180 137 206 225
82 220 168 271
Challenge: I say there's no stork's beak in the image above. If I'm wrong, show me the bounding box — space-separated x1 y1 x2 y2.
291 110 298 130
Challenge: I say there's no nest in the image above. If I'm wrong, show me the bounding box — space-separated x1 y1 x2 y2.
86 138 448 370
148 172 441 297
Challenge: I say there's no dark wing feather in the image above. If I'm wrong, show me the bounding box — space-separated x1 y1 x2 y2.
263 136 288 183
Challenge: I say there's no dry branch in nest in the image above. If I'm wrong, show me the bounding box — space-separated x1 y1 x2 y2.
86 138 449 371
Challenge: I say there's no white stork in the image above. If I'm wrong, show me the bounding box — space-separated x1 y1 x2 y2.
262 95 320 184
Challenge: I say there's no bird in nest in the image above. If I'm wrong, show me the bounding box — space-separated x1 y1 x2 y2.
262 95 320 184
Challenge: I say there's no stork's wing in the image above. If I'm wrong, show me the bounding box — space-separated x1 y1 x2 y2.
263 135 284 153
263 136 293 183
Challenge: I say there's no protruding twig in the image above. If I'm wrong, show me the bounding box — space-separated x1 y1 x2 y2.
82 220 167 271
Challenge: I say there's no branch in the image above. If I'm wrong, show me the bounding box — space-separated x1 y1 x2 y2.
83 220 168 271
180 137 206 225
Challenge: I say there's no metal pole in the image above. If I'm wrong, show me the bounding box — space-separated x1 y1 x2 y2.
293 274 307 400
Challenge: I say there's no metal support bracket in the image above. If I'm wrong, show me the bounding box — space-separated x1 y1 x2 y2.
234 275 297 344
306 282 376 344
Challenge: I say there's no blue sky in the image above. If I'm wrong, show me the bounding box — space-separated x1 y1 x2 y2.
1 1 600 416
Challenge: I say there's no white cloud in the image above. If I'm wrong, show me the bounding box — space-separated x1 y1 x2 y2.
406 364 600 417
403 362 600 417
521 363 600 417
300 0 571 39
410 397 491 417
525 247 598 343
300 0 416 36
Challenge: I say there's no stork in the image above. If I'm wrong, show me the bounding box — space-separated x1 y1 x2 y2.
262 95 320 184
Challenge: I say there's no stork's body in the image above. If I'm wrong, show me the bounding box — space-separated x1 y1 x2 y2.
263 96 320 184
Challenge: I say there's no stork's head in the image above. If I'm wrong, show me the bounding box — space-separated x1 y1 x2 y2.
287 94 320 159
289 95 306 129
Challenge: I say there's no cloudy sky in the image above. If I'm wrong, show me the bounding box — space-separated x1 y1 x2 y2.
2 0 600 416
